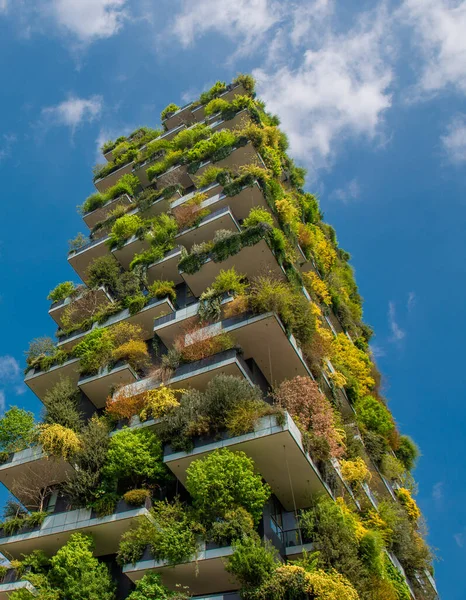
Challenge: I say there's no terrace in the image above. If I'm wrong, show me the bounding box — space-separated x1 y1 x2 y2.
49 286 113 328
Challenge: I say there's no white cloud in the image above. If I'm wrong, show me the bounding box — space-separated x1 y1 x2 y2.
407 291 416 311
442 113 466 164
330 178 361 203
0 391 5 414
48 0 128 42
432 481 444 507
401 0 466 96
253 7 393 172
0 0 7 13
42 95 103 133
0 356 20 381
0 134 17 162
454 532 465 548
171 0 282 52
370 343 386 359
388 301 405 341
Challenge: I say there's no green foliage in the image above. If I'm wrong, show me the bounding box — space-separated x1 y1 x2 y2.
68 233 88 253
127 573 189 600
146 150 183 181
199 81 227 105
102 428 166 487
123 489 150 506
161 103 180 121
225 534 279 590
48 281 75 303
355 395 394 438
0 407 35 453
210 507 255 545
86 255 121 292
185 448 270 526
42 377 83 432
172 123 211 151
108 214 144 249
117 517 152 565
150 499 199 565
185 129 237 163
148 280 176 303
233 73 256 94
395 435 419 472
243 207 274 228
384 556 411 600
49 533 115 600
74 328 114 375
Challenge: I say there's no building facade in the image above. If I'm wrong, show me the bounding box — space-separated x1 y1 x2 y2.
0 75 438 600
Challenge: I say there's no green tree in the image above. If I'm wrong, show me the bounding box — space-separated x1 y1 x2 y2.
102 428 166 487
225 534 278 591
355 395 394 438
49 533 115 600
42 378 83 432
0 406 35 453
185 448 270 525
395 435 419 472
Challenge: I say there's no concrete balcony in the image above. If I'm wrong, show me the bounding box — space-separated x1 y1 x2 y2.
0 501 152 560
94 161 134 193
146 247 184 286
164 413 332 511
49 286 113 328
154 163 193 191
181 312 310 386
82 194 134 230
162 82 248 131
194 142 261 184
25 357 80 402
172 180 272 226
0 446 74 507
153 296 233 347
123 541 237 596
114 206 240 271
0 571 37 599
78 362 139 409
208 109 251 134
68 236 111 284
57 296 175 352
113 349 254 404
181 237 286 297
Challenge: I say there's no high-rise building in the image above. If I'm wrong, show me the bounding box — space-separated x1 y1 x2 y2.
0 75 438 600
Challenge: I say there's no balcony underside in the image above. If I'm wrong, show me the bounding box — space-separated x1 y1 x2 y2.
68 238 110 283
0 448 74 506
123 545 237 596
49 287 112 328
146 248 183 286
164 413 331 512
24 358 80 402
181 238 285 297
78 363 138 408
83 194 134 230
94 162 133 193
0 508 151 559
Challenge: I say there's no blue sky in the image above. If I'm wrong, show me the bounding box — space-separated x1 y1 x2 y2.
0 0 464 596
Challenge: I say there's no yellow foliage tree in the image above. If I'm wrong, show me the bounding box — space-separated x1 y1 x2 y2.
303 271 332 306
396 487 421 522
139 386 183 421
331 333 375 398
38 424 81 461
340 457 372 485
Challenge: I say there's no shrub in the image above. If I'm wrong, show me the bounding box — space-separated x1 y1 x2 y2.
139 386 181 421
210 507 255 545
109 214 144 249
331 334 375 401
123 489 150 507
395 435 419 472
38 424 81 461
148 280 176 303
102 428 166 487
185 448 270 525
117 517 152 565
185 130 237 163
74 328 114 375
105 391 146 421
355 395 394 438
150 499 200 565
224 399 276 437
127 573 189 600
303 271 332 306
243 207 274 228
340 458 371 485
172 193 209 230
273 377 345 459
225 535 278 590
380 454 405 481
49 533 115 600
111 339 149 371
195 166 226 188
48 281 75 303
161 103 180 121
395 488 421 522
0 407 35 453
146 150 183 181
175 326 235 362
86 255 121 292
199 81 227 104
43 378 83 432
